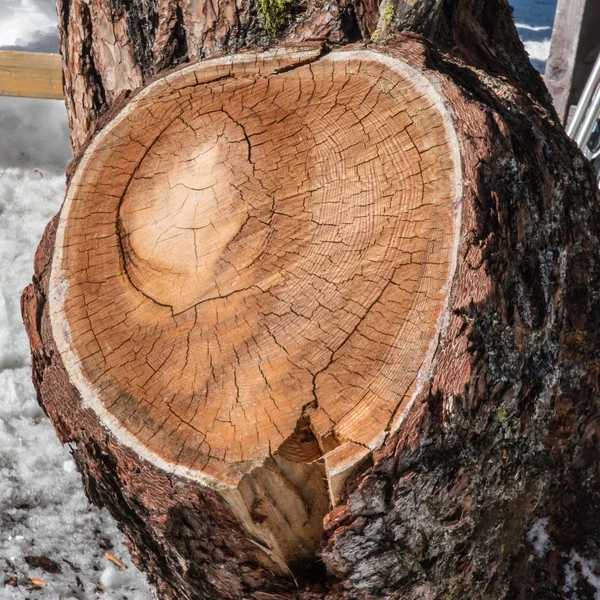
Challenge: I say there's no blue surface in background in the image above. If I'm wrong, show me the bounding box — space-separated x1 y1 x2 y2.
509 0 558 72
511 0 557 28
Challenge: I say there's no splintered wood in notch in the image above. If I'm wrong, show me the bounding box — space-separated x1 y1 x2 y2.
49 47 461 570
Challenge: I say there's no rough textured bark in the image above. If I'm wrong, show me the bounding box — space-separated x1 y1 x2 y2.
56 0 553 152
22 0 600 598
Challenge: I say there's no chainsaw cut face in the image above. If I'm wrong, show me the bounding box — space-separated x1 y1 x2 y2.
50 49 460 505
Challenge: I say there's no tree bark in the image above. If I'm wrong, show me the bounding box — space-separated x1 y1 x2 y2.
21 1 600 599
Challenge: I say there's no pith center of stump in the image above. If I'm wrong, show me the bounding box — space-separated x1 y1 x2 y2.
50 48 460 570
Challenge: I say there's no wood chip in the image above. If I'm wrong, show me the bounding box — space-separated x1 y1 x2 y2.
104 552 127 570
29 577 47 588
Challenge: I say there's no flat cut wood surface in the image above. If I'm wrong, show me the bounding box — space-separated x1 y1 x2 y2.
50 48 460 503
0 51 63 99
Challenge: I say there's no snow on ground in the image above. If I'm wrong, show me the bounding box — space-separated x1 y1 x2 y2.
0 0 57 50
527 517 551 557
526 518 600 598
0 98 70 174
0 163 150 596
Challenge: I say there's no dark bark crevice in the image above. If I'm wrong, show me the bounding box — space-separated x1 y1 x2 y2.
80 2 108 117
116 0 160 79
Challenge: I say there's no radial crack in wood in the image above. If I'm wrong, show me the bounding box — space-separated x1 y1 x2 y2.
49 46 462 572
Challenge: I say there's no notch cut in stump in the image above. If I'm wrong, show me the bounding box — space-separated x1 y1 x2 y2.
48 46 461 572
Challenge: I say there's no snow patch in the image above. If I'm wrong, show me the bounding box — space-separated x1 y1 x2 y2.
100 565 124 589
527 519 600 598
0 169 65 369
0 167 149 598
527 518 551 556
564 552 600 599
62 459 77 474
0 0 57 50
0 98 70 173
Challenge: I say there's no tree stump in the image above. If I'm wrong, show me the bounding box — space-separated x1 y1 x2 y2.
48 45 461 571
22 1 600 598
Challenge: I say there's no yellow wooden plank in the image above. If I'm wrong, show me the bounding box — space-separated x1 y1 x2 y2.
0 50 63 100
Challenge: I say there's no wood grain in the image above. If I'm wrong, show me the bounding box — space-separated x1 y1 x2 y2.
0 51 63 100
49 46 461 569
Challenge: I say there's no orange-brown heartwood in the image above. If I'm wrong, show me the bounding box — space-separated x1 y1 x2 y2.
22 1 600 599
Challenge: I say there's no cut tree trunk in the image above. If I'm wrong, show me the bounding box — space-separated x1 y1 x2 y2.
21 1 600 599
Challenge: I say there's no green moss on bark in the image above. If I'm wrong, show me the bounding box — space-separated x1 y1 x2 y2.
257 0 294 34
